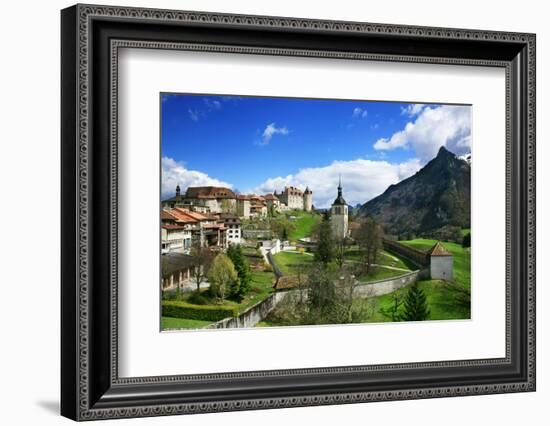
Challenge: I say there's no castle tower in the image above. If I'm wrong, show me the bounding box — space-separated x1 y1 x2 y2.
330 176 348 239
303 187 313 212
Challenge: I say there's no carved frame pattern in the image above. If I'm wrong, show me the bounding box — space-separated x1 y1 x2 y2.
61 3 536 421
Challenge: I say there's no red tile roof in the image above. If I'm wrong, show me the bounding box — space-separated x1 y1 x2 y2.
171 208 209 222
185 186 235 199
161 224 186 230
161 210 178 221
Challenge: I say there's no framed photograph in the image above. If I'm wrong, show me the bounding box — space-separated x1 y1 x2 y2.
61 4 536 421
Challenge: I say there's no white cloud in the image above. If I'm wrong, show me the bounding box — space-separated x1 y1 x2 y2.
161 157 233 199
400 103 425 117
203 98 221 110
374 104 471 161
353 107 368 118
261 122 289 145
188 109 199 122
251 158 422 209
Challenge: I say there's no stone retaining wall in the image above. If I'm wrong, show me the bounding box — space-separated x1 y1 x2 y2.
352 270 421 298
383 239 429 268
205 270 428 329
205 291 288 329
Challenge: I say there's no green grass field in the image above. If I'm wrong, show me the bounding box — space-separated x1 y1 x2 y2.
286 211 320 241
272 251 314 275
355 279 470 322
345 247 414 270
241 270 276 310
356 266 410 283
161 316 213 329
400 238 470 288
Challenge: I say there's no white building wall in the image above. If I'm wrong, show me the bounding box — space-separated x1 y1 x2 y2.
430 256 454 281
330 205 348 240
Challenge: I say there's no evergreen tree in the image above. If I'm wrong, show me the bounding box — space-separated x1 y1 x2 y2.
282 226 288 241
226 245 252 300
462 232 471 248
315 211 334 265
402 282 430 321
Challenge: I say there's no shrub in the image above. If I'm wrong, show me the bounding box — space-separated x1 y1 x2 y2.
162 300 238 322
187 290 210 306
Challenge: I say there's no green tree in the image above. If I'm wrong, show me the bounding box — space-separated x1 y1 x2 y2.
402 282 430 321
334 237 348 270
271 218 295 241
306 263 337 323
355 217 382 274
207 254 238 302
314 211 333 265
226 245 252 300
462 232 471 248
384 292 404 322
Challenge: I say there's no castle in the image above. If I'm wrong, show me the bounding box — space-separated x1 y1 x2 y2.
162 184 313 219
274 186 312 211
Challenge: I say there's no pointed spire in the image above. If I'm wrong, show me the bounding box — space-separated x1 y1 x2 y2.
333 176 346 206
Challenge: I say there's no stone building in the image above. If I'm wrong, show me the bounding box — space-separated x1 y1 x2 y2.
161 252 194 291
161 209 193 253
428 241 453 280
162 186 236 213
220 213 242 245
330 177 348 240
303 187 313 211
264 193 281 212
236 195 251 219
276 186 305 210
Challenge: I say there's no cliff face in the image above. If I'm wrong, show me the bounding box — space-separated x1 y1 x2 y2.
358 146 471 236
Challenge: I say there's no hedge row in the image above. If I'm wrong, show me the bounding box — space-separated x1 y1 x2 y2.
162 300 238 322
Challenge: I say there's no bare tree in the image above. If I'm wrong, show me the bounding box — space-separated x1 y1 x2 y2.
355 217 383 274
220 199 236 214
190 239 213 291
334 237 349 270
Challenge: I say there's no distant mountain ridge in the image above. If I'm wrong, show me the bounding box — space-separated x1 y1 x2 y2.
357 146 470 236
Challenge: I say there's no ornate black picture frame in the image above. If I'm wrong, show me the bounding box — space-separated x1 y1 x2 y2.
61 4 536 421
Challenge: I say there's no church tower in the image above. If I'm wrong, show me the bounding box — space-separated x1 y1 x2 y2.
330 176 348 240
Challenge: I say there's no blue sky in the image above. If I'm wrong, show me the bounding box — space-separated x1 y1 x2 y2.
161 94 471 208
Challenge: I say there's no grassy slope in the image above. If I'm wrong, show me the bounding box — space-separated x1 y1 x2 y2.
356 266 409 283
400 238 470 288
161 317 213 329
272 251 314 275
345 247 414 270
287 211 320 241
355 279 470 322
